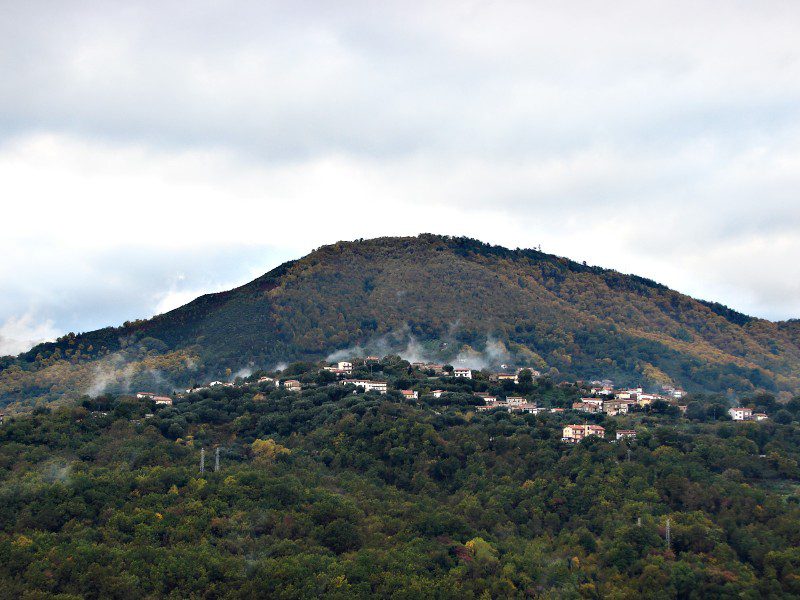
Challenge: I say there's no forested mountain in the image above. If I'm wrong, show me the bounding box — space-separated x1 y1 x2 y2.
2 234 800 408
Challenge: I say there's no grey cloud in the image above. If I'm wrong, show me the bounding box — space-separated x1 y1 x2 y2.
1 0 800 348
2 1 799 162
0 243 291 353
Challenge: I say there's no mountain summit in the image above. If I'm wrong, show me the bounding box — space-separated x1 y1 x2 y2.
2 234 799 406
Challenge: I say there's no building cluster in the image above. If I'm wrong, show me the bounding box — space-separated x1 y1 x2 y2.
575 385 688 415
452 366 541 382
128 358 772 430
475 394 541 413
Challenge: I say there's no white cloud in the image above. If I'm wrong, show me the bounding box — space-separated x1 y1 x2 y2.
1 0 800 353
0 313 58 356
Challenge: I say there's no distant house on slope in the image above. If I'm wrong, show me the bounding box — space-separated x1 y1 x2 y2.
506 402 539 414
153 396 173 405
400 390 418 400
603 400 630 416
495 373 519 384
562 424 605 443
453 368 473 379
283 379 302 392
729 407 753 421
573 401 601 413
476 396 500 412
340 379 388 394
505 397 527 405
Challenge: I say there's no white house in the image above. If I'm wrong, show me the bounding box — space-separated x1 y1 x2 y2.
136 392 155 399
729 407 753 421
591 386 614 396
153 396 173 405
431 390 447 398
505 397 527 405
616 430 637 440
341 379 388 394
400 390 418 400
454 368 473 379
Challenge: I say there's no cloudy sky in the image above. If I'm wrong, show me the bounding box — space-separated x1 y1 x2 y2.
2 0 800 355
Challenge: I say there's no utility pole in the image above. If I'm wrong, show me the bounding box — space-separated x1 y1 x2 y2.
665 518 671 550
200 447 205 474
214 447 220 472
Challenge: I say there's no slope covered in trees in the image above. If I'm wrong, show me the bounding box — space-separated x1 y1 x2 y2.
1 367 800 598
2 234 800 408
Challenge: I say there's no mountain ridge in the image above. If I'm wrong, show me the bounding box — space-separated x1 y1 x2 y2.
2 234 799 407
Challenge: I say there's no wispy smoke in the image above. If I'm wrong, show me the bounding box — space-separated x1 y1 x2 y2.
85 336 190 397
453 337 512 370
233 367 253 380
42 462 72 484
87 353 138 396
324 325 527 371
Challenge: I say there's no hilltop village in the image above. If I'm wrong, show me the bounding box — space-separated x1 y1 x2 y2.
121 355 773 446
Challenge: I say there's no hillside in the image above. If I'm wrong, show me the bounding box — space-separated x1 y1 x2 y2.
1 374 800 597
2 234 800 407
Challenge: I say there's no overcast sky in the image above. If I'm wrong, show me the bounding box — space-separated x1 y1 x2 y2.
2 0 800 355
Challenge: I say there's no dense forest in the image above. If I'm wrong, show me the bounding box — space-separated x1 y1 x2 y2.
1 359 800 598
2 234 800 409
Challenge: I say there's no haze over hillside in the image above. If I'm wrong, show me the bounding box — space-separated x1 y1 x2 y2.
2 234 799 408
